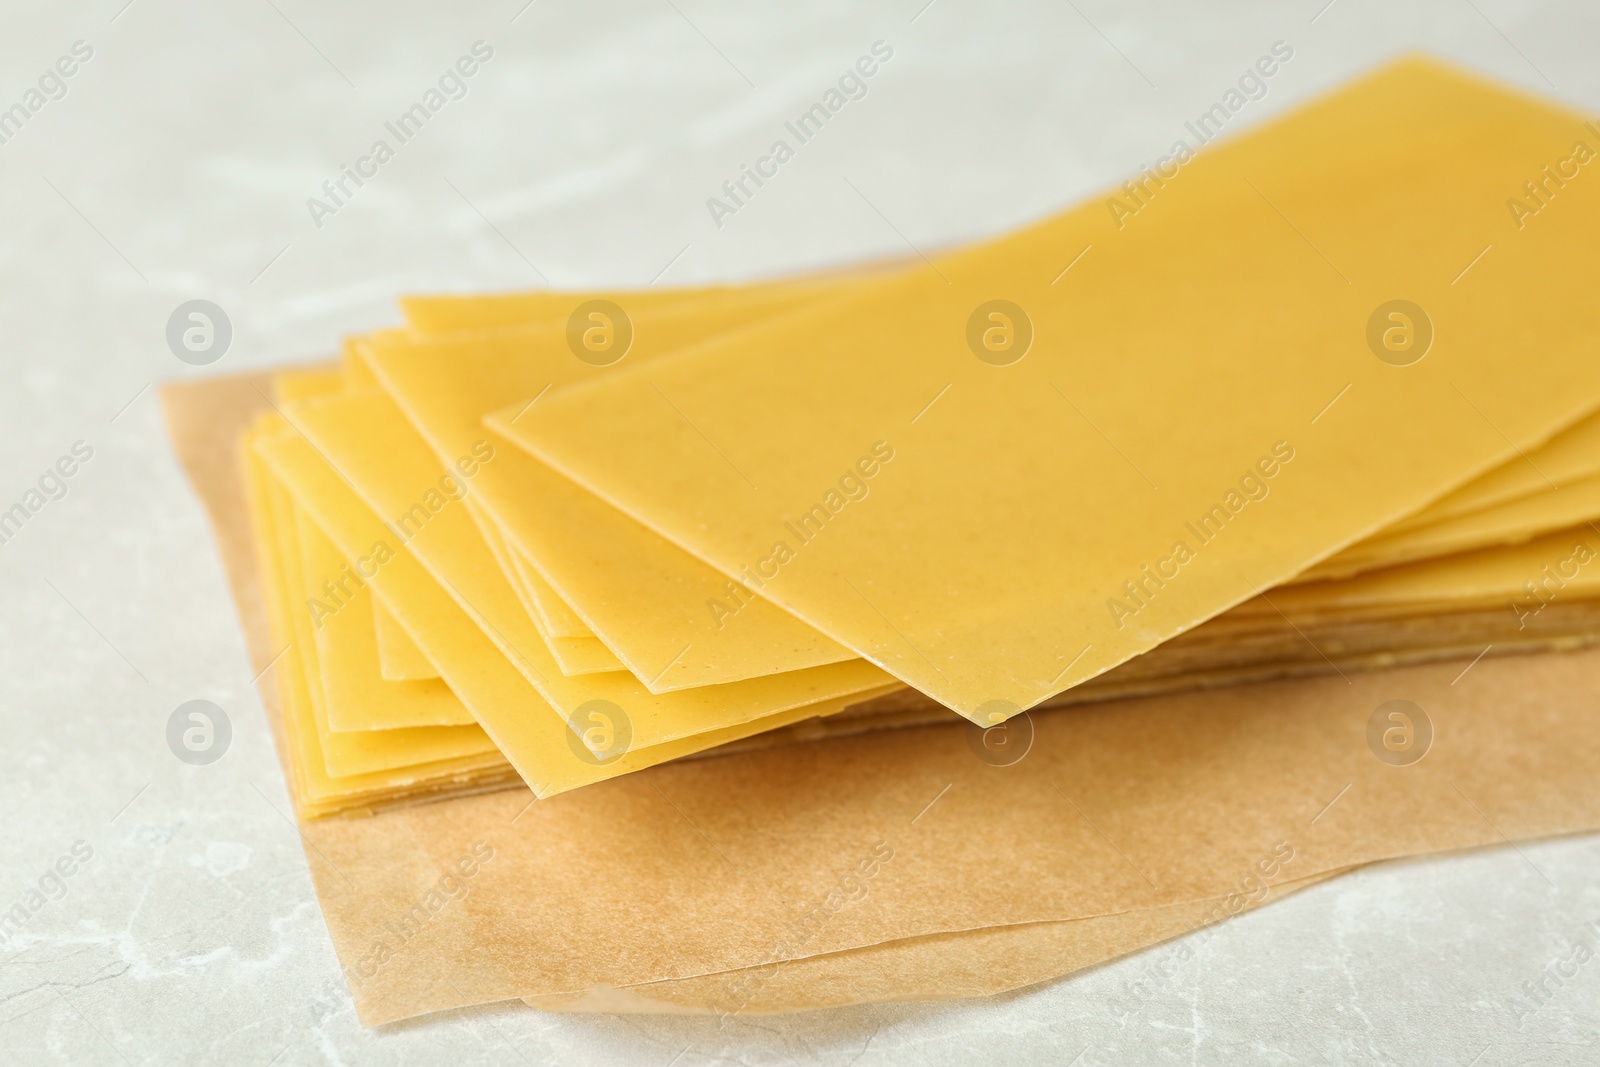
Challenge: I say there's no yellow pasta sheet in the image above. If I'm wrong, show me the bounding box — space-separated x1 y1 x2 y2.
463 495 624 676
293 357 625 681
401 285 741 334
1301 469 1600 580
283 387 891 732
1383 407 1600 531
303 509 476 730
397 269 900 335
358 313 867 693
1235 522 1600 622
272 364 445 687
395 253 1597 659
243 420 511 816
254 414 896 796
372 597 439 680
398 250 1600 635
500 57 1600 721
511 540 597 639
288 496 495 769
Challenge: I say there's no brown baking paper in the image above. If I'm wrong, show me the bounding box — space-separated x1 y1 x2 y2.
522 867 1348 1016
163 370 1600 1026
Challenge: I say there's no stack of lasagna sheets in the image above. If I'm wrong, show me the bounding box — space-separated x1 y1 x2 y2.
163 55 1600 1021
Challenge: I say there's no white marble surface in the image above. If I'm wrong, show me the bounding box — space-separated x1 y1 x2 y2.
2 0 1598 1062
